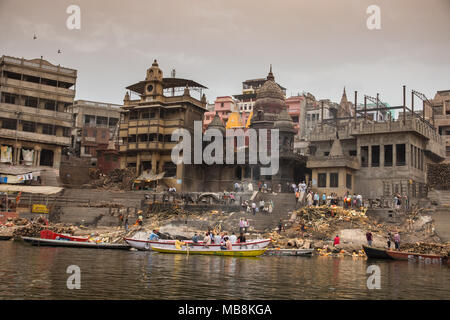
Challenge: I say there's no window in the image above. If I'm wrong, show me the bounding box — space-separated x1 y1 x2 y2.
346 174 352 189
349 150 357 156
330 173 339 188
1 118 17 130
42 124 55 135
22 121 36 133
163 162 177 177
361 146 369 167
63 127 71 137
24 96 38 108
318 173 326 188
129 111 138 120
2 92 17 104
108 118 118 127
138 134 148 142
84 115 96 126
371 145 380 167
44 100 56 111
96 116 108 127
324 151 330 156
384 145 393 166
396 144 406 166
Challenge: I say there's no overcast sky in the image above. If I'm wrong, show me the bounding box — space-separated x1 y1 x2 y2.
1 0 449 106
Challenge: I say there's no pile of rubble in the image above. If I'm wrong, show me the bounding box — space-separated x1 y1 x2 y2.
289 205 375 240
400 242 450 256
90 168 136 190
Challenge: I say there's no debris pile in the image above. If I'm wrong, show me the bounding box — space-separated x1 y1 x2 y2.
90 168 136 190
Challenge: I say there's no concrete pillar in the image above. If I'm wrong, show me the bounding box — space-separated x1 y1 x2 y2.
53 147 61 169
406 143 411 169
136 153 141 175
151 153 156 174
393 144 397 167
380 144 385 167
368 144 372 167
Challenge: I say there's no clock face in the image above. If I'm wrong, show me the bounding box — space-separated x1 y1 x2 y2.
147 84 153 93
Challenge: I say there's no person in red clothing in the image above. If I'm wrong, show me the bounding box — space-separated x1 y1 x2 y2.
333 235 340 246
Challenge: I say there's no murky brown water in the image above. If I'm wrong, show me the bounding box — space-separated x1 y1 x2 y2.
0 241 449 299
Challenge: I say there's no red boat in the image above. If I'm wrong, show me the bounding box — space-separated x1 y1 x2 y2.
40 229 89 242
386 249 449 265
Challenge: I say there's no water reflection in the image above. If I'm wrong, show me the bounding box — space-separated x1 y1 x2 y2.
0 241 449 299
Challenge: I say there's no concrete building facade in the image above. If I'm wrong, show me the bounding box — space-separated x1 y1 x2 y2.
432 90 450 162
72 99 122 163
0 55 76 169
119 59 207 190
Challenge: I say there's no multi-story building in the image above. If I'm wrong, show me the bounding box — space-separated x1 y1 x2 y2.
285 95 305 135
119 59 207 190
72 99 122 163
0 55 76 168
432 90 450 162
202 96 238 130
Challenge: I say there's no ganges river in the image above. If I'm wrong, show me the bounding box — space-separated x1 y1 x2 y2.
1 241 449 300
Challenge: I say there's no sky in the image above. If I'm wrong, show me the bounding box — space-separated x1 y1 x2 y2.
0 0 449 106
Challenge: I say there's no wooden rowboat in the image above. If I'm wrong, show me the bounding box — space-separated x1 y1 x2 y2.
151 243 267 257
265 248 313 256
21 236 130 250
386 250 449 265
362 245 393 260
40 229 89 242
124 237 271 252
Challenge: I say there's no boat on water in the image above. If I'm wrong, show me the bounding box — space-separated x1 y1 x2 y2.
150 241 267 257
362 245 393 260
21 236 130 250
40 229 89 242
0 235 12 241
124 237 271 252
386 250 449 265
265 248 313 256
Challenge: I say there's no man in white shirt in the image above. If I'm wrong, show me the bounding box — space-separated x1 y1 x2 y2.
229 232 237 243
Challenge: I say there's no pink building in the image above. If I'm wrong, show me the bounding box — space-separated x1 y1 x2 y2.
203 96 237 130
286 95 304 135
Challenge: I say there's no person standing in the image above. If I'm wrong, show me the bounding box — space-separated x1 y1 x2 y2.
138 213 144 226
259 199 265 212
251 202 256 215
313 192 320 206
248 182 253 192
306 192 313 207
366 231 373 247
278 219 284 234
239 218 245 234
322 193 326 206
394 232 400 250
386 232 392 249
237 233 246 243
229 232 237 243
124 218 129 231
295 190 300 205
244 219 249 233
333 235 340 247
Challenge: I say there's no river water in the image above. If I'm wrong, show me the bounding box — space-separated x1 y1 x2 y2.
1 241 449 299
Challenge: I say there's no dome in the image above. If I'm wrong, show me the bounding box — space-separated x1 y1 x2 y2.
207 114 225 134
226 112 243 129
253 66 286 115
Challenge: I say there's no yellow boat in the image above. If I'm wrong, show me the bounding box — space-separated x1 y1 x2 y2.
151 243 267 257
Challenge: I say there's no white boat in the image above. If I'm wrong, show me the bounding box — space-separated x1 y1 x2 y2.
124 236 271 252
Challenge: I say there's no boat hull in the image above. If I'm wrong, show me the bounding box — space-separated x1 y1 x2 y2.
21 237 130 250
151 246 267 257
362 245 393 260
265 249 313 256
386 250 449 265
124 238 271 251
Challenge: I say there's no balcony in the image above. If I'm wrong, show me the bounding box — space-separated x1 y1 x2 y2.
0 78 75 97
0 103 72 123
0 128 70 146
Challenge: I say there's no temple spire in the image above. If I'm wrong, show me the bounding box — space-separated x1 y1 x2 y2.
267 64 274 81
